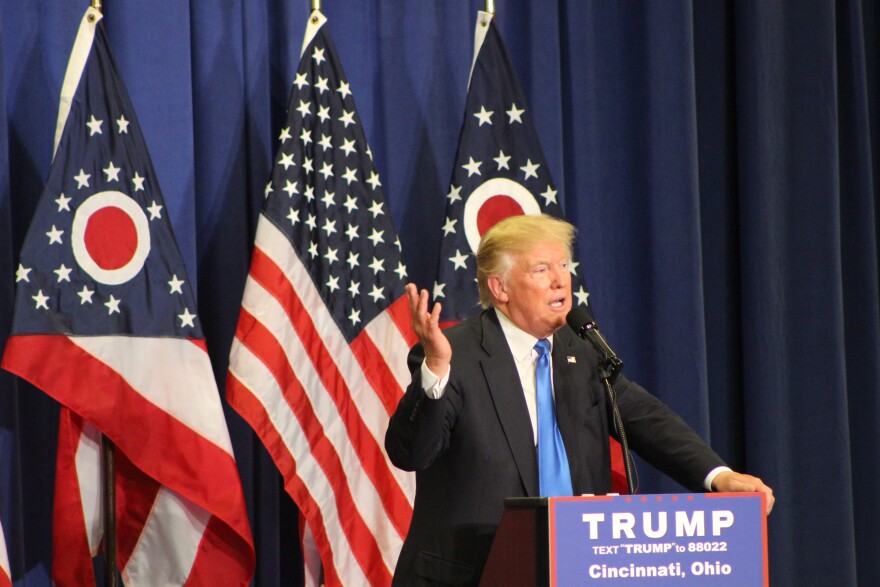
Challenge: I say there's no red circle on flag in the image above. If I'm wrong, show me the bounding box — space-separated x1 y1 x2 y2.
83 206 138 270
476 195 525 237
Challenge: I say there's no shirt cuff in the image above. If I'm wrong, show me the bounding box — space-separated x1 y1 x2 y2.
704 466 733 492
420 359 450 399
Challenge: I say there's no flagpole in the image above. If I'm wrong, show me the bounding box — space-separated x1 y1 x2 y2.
311 0 321 11
91 0 102 10
485 0 495 14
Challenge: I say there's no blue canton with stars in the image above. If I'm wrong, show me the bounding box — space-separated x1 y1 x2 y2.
434 16 592 321
260 25 406 343
10 24 202 339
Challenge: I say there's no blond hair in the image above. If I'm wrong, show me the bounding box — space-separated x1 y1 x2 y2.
475 214 576 308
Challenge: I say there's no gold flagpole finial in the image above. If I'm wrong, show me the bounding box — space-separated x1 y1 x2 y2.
485 0 495 14
91 0 102 11
312 0 321 11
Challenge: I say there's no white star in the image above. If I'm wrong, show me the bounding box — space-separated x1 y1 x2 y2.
178 308 197 328
462 157 482 177
315 76 330 93
369 257 384 274
86 115 103 136
33 290 49 310
340 138 357 157
296 100 312 118
367 171 381 190
102 161 121 182
346 251 359 271
494 150 511 170
342 167 358 185
318 134 332 150
343 195 358 213
105 295 121 315
283 179 299 197
450 249 469 270
54 264 72 282
322 218 337 237
319 161 334 180
394 262 407 280
473 105 494 126
305 213 317 230
312 47 326 65
368 228 385 246
368 200 384 218
308 241 319 258
300 128 313 146
339 110 355 127
322 191 336 209
132 172 146 191
304 185 315 202
369 285 385 303
347 280 360 297
168 274 185 294
147 201 163 220
442 217 458 236
337 81 352 99
116 115 130 133
265 181 274 197
74 169 91 189
326 275 340 292
55 194 72 212
506 103 525 124
521 159 540 180
324 247 339 264
47 225 64 245
16 264 31 282
77 286 94 305
294 72 309 89
574 285 590 306
567 260 579 275
345 223 359 241
447 185 462 203
433 281 446 299
287 208 299 226
303 157 314 173
279 126 292 142
349 308 361 326
540 185 558 205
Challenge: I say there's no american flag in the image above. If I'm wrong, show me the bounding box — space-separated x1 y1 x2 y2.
433 11 592 321
0 8 254 585
436 11 627 491
0 516 9 587
226 10 416 587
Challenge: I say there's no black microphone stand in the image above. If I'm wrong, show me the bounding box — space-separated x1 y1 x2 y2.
597 356 638 495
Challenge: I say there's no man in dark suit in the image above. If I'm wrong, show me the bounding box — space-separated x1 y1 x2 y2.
385 214 774 586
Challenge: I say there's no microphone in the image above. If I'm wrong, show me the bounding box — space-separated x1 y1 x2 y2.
566 306 623 381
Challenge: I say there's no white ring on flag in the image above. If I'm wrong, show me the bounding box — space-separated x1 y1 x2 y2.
72 190 151 285
463 177 541 252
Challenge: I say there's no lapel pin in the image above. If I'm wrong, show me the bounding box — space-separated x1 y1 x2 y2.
567 356 577 364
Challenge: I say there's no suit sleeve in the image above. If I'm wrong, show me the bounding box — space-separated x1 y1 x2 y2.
612 375 728 492
385 343 461 472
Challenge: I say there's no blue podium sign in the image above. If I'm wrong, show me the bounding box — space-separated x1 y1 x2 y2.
548 493 767 586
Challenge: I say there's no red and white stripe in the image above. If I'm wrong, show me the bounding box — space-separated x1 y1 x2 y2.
3 335 255 586
228 217 416 587
0 514 10 587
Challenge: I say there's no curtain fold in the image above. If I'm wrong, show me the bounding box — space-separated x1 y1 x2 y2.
1 1 877 585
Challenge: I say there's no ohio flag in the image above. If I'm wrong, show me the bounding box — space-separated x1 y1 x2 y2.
1 8 254 585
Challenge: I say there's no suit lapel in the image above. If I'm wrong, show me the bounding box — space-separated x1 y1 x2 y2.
479 309 539 497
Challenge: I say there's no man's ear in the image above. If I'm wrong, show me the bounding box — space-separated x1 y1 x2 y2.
487 275 508 303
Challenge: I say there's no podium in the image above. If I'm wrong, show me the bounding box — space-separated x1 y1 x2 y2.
480 493 768 587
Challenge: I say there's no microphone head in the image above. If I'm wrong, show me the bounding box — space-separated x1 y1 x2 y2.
566 306 595 333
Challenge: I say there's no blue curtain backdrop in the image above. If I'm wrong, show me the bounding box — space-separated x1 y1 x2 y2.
2 1 877 585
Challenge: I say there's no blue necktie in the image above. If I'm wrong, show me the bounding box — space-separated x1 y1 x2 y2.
535 338 573 496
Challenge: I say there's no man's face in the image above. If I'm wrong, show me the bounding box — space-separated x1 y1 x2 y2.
495 241 572 339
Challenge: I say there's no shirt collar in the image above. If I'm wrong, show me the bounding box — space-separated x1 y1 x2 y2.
495 308 553 362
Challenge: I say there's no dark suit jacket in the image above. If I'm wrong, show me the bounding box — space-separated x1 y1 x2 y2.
385 308 726 586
